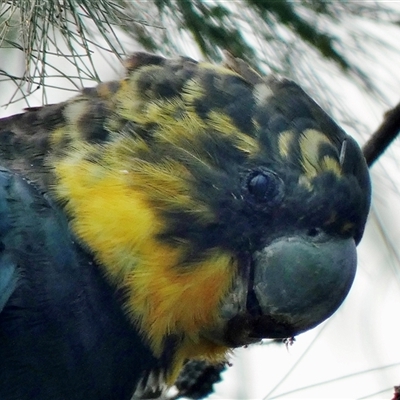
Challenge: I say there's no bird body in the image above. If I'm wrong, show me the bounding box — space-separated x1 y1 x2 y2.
0 53 370 399
0 167 156 399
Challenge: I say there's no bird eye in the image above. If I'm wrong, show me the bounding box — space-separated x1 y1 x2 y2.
247 169 284 206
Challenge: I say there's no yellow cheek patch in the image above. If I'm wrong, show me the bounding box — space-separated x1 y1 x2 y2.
52 155 235 371
128 249 236 355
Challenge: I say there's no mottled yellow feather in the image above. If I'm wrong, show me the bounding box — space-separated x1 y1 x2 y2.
300 129 341 179
207 111 259 155
278 130 294 159
52 137 235 373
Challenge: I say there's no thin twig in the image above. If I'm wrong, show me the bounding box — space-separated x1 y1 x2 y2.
363 102 400 167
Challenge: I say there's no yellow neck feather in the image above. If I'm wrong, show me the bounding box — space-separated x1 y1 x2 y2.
52 139 235 378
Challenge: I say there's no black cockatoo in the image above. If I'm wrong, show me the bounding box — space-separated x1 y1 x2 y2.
0 53 370 399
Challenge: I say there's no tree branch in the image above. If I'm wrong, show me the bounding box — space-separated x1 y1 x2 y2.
363 101 400 167
391 385 400 400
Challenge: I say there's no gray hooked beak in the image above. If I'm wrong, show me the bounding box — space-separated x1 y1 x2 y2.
203 233 357 346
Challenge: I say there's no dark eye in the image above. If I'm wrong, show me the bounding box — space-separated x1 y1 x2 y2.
247 169 284 206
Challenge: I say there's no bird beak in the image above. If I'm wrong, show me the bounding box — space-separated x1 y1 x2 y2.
203 233 357 346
